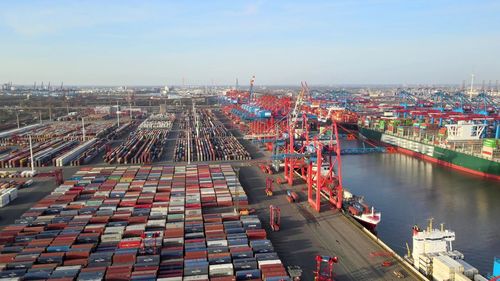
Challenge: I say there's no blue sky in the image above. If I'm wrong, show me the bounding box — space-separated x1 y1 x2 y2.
0 0 499 86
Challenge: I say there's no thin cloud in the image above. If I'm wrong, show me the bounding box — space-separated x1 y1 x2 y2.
0 2 161 37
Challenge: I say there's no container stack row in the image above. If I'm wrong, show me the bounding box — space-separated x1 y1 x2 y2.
104 114 175 164
0 121 119 146
0 121 135 168
174 110 250 162
0 164 289 281
55 139 109 166
0 139 79 168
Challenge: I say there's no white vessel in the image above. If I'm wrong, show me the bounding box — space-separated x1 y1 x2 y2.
405 219 488 281
342 190 381 228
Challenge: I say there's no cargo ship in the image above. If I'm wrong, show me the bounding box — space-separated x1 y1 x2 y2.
342 190 381 228
359 120 500 180
405 219 488 281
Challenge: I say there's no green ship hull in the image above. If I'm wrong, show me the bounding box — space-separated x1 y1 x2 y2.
359 127 500 178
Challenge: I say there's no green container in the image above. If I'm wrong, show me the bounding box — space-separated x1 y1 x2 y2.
483 139 497 148
378 120 386 130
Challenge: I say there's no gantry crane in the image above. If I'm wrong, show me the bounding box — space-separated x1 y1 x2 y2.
314 255 339 281
270 205 281 231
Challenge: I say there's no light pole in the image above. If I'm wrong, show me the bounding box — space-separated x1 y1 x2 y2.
16 110 20 128
82 117 86 141
29 135 35 173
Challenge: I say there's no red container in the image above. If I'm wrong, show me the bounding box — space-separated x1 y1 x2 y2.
0 254 16 263
184 250 207 259
113 253 136 264
64 258 88 266
118 240 141 249
246 229 267 240
66 250 90 260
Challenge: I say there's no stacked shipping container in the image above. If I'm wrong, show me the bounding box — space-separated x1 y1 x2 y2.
0 121 119 146
0 122 134 168
0 181 21 207
104 114 175 164
174 110 250 162
0 164 287 280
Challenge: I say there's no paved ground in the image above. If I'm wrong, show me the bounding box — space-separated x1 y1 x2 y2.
0 178 58 228
239 165 422 281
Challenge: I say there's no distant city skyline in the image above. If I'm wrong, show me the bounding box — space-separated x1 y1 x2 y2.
1 0 499 86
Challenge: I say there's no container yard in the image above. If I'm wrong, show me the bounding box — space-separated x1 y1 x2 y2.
174 109 251 162
104 114 175 164
0 164 290 280
0 83 497 281
0 120 134 168
0 83 498 281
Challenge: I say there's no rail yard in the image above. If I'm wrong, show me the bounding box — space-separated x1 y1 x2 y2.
0 83 498 281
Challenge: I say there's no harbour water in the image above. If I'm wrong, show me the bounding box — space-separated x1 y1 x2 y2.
341 152 499 275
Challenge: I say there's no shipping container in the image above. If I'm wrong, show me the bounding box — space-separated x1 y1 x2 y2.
0 164 288 280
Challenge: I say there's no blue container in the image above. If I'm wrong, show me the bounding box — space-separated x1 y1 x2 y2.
46 245 70 253
184 260 208 267
207 246 228 254
225 227 245 234
253 246 274 253
184 264 209 276
231 251 253 259
209 255 232 265
494 256 500 277
255 252 279 261
224 221 242 228
24 270 52 280
228 238 248 245
235 269 261 280
50 268 80 278
227 233 247 240
233 260 258 271
0 269 27 278
250 240 272 247
185 246 207 252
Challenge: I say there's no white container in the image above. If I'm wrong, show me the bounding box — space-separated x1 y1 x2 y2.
474 275 489 281
183 275 209 281
454 272 472 281
258 259 282 269
455 259 479 279
209 263 233 277
104 226 125 234
157 277 182 281
206 240 228 247
432 255 464 280
0 193 10 207
54 265 82 271
7 188 18 201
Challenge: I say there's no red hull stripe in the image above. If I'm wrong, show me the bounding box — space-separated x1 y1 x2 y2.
396 147 500 181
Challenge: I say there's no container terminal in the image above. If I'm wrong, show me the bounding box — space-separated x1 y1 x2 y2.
0 82 498 281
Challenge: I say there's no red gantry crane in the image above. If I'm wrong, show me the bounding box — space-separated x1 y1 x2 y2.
278 82 344 212
269 205 281 231
314 255 339 281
